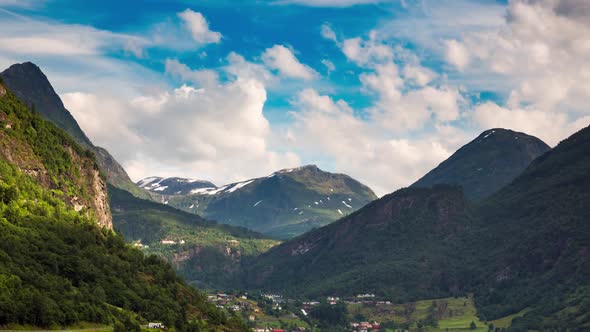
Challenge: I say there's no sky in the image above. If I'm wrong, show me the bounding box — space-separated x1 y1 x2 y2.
0 0 589 196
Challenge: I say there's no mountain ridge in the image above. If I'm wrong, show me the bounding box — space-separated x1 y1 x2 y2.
0 62 150 199
244 125 590 329
412 128 550 201
138 176 216 195
144 164 378 239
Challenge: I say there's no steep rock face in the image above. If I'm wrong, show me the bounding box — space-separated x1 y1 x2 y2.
0 82 112 228
412 128 550 201
90 167 113 228
0 62 148 199
144 165 378 239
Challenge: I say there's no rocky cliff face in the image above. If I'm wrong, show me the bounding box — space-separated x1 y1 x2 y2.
0 82 112 229
67 146 112 229
0 62 149 200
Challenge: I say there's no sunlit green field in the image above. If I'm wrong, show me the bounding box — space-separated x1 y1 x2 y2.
350 294 527 331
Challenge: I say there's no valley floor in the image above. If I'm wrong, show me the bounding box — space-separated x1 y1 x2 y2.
205 292 528 332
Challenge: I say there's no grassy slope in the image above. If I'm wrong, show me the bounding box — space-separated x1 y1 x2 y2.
350 295 525 331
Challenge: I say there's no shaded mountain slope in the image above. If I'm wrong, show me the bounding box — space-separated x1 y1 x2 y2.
244 125 590 330
412 128 550 201
244 184 472 301
469 125 590 328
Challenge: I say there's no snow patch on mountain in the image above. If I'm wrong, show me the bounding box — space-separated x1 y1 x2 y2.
227 179 255 193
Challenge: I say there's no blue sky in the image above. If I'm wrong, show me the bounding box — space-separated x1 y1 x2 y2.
0 0 588 195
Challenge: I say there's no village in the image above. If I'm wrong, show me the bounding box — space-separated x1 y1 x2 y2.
205 292 390 332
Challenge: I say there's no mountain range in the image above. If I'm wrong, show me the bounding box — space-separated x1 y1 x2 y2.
138 176 217 196
141 165 378 239
3 60 589 330
244 125 590 329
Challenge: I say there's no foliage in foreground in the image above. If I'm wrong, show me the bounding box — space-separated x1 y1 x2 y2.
0 85 247 331
0 156 247 330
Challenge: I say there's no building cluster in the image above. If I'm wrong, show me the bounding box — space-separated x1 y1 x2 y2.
326 296 340 305
131 240 148 249
252 328 306 332
159 238 186 245
263 293 285 311
207 293 255 312
345 299 393 306
350 321 381 332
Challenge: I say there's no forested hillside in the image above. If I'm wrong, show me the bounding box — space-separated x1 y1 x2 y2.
110 185 279 289
470 125 590 328
0 62 150 199
245 125 590 330
0 82 247 331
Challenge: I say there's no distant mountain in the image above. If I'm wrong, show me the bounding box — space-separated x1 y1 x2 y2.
412 128 550 200
0 62 149 199
109 185 279 289
138 176 216 195
142 165 378 239
245 126 590 330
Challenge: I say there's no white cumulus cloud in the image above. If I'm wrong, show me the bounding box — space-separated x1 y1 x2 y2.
63 55 300 185
261 45 318 80
289 88 464 196
443 0 590 144
177 9 222 44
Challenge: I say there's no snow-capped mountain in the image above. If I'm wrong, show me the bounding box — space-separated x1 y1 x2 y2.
137 176 217 196
140 165 378 239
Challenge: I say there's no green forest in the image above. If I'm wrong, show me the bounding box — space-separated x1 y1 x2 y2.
0 84 248 331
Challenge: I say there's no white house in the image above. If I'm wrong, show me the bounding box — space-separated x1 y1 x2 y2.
148 322 164 329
